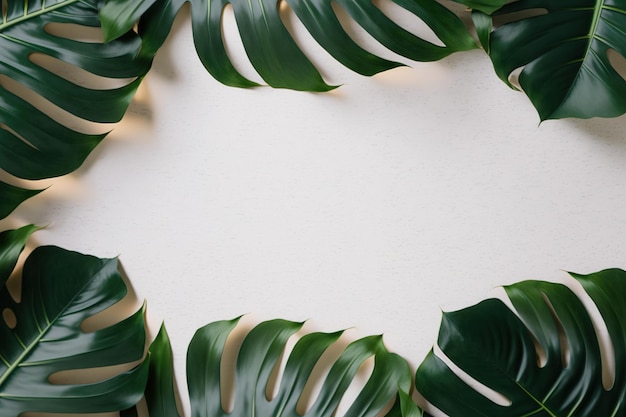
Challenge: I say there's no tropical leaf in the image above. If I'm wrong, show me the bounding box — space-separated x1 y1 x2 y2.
0 181 43 220
415 269 626 416
100 0 159 43
482 0 626 120
0 0 152 218
129 318 415 417
102 0 476 91
0 224 39 285
0 227 149 414
121 324 181 417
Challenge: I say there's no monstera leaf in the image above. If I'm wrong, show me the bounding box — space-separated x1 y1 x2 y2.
0 0 151 219
480 0 626 120
415 269 626 415
124 318 418 417
101 0 476 91
0 225 149 414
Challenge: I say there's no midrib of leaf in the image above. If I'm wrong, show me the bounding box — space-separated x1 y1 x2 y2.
0 262 111 389
0 0 81 31
557 0 607 111
587 0 606 46
0 312 53 389
514 380 557 417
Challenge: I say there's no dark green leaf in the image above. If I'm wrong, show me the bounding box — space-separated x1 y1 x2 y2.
451 0 506 15
471 10 491 53
0 225 38 286
146 324 182 417
100 0 159 42
0 181 43 220
185 318 413 417
0 245 149 414
392 390 424 417
486 0 626 120
137 319 417 417
135 0 476 90
0 0 151 213
121 322 182 417
415 269 626 415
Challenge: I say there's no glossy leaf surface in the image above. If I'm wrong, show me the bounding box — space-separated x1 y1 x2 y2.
0 237 149 414
0 225 38 285
129 0 476 91
188 318 413 417
132 318 414 417
0 182 42 220
415 269 626 415
486 0 626 120
100 0 158 42
0 0 151 214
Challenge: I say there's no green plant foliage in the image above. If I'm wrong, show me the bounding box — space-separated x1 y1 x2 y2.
0 182 43 221
0 0 151 218
121 324 181 417
0 225 39 284
100 0 158 43
0 225 149 414
483 0 626 120
102 0 476 91
415 269 626 416
126 317 415 417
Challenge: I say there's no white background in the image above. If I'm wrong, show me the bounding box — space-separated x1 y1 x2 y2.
4 4 626 415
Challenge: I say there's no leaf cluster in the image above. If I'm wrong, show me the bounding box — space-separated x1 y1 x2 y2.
2 226 626 416
2 1 626 416
1 0 625 216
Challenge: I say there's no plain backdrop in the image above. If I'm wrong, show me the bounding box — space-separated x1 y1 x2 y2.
4 4 626 416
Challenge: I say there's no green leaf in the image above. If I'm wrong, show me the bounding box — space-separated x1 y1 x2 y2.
188 318 413 417
100 0 159 42
471 10 491 53
122 322 182 417
0 244 149 414
0 0 151 213
146 324 182 417
0 181 43 221
133 0 476 90
486 0 626 120
0 225 39 286
415 269 626 415
137 318 415 417
451 0 506 15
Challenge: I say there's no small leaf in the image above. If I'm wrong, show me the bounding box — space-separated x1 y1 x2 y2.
471 10 492 54
0 225 38 285
0 182 43 221
146 324 182 417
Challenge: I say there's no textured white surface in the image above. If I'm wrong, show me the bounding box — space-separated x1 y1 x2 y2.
4 5 626 415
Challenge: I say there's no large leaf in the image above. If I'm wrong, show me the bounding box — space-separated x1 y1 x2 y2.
415 269 626 415
0 229 149 414
102 0 476 91
0 0 151 218
128 318 415 417
483 0 626 120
